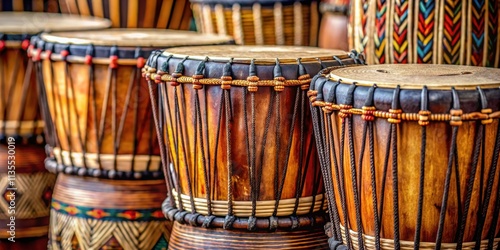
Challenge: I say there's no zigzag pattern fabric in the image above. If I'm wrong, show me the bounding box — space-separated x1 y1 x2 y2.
350 0 500 67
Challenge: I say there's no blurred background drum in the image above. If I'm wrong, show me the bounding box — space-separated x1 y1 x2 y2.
33 28 233 249
191 0 320 45
310 64 500 249
0 12 110 250
318 0 349 50
350 0 500 67
58 0 193 30
0 0 59 12
144 45 363 249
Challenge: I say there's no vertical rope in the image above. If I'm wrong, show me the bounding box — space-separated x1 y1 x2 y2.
232 4 244 44
293 1 303 45
345 84 365 250
252 3 264 45
435 88 462 250
414 86 429 249
309 76 341 241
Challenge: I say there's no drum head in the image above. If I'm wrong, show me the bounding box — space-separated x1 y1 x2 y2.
163 45 348 63
0 12 111 34
40 29 234 47
328 64 500 89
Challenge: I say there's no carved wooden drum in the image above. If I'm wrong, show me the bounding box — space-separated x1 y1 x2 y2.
0 12 109 250
349 0 500 67
144 45 364 249
309 64 500 249
32 29 233 250
318 0 349 50
191 0 320 46
59 0 192 30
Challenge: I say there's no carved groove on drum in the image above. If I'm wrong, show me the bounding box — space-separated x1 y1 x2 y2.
310 64 500 249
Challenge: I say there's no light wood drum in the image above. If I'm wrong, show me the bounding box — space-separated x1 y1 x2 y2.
310 64 500 249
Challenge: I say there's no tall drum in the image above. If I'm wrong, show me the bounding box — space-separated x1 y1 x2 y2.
59 0 192 30
309 64 500 249
350 0 500 67
33 29 233 250
0 12 110 250
191 0 320 46
318 0 349 50
144 45 364 249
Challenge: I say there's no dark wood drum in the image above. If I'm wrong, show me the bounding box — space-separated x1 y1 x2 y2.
350 0 500 67
309 64 500 249
0 0 59 12
32 28 233 250
59 0 192 30
0 12 109 250
191 0 320 46
318 0 349 51
144 45 364 249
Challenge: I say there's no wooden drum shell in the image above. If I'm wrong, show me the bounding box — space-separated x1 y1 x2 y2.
40 58 161 174
191 0 320 46
59 0 192 30
310 64 500 249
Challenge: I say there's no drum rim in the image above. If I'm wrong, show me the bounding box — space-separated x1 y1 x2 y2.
39 29 234 47
327 64 500 90
158 45 349 64
0 12 111 35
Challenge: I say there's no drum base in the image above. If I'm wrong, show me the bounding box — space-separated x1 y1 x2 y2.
169 221 329 249
48 174 172 250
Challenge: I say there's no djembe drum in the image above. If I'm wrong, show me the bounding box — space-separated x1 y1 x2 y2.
33 29 233 250
318 0 349 50
309 64 500 249
0 12 109 250
350 0 500 67
59 0 192 30
144 45 364 249
191 0 320 46
0 0 59 12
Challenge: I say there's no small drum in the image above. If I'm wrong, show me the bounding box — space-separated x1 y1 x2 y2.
309 64 500 249
0 0 59 12
144 45 363 249
318 0 349 50
0 12 109 249
191 0 320 46
350 1 500 67
59 0 192 30
33 29 233 250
